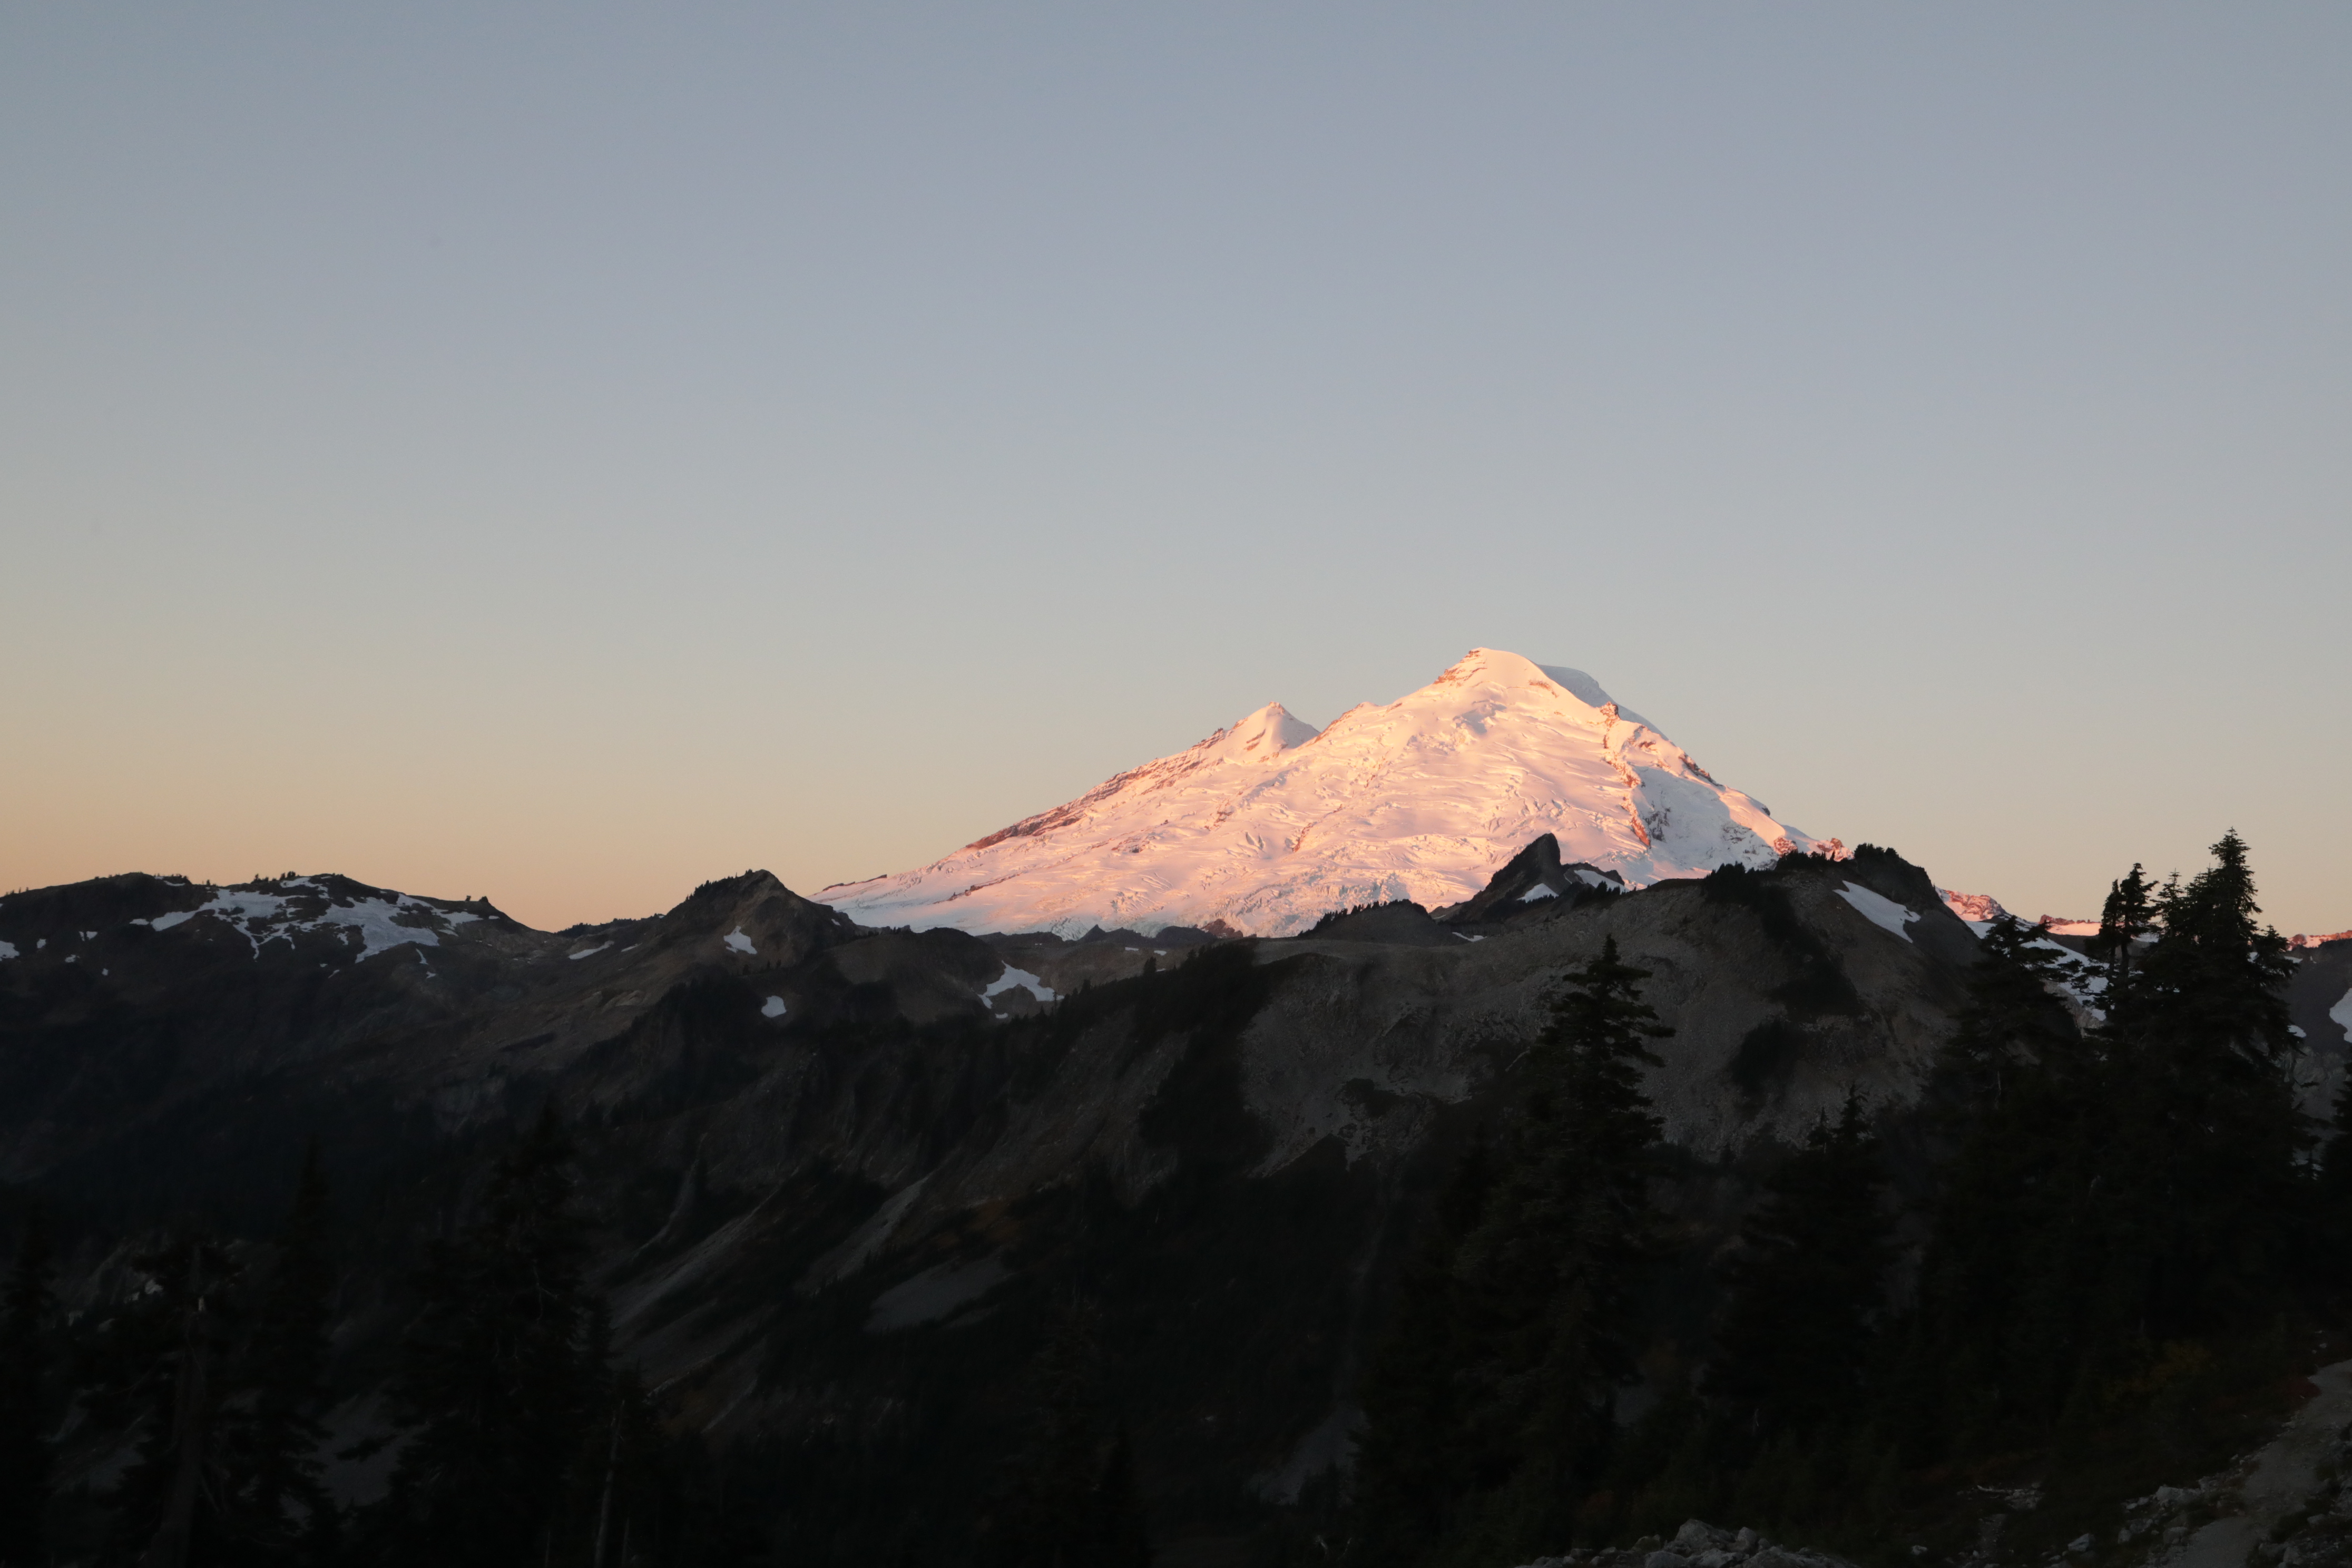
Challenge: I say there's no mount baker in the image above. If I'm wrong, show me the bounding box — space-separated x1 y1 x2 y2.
820 648 1823 938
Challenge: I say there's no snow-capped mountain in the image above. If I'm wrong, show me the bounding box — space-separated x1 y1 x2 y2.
820 648 1822 937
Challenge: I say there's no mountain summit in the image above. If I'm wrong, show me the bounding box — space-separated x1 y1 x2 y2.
820 648 1821 937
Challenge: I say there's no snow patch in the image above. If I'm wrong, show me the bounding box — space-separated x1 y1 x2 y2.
1516 884 1559 903
762 995 787 1019
140 883 475 958
980 965 1057 1005
1836 883 1920 943
722 928 756 956
568 944 611 961
2025 936 2110 1013
0 941 15 962
2332 988 2352 1045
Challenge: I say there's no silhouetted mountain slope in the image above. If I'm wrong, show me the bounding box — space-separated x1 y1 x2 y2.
3 845 2344 1561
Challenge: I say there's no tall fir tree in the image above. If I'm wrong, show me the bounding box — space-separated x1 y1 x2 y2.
1708 1091 1893 1442
379 1107 598 1567
1936 916 2075 1109
2089 863 2157 996
1353 1142 1496 1564
1353 936 1671 1563
94 1232 245 1568
1904 834 2307 1457
983 1298 1150 1568
0 1219 57 1568
218 1143 339 1563
2094 829 2304 1336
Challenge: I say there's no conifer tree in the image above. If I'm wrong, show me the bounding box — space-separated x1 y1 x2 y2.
984 1298 1150 1568
1901 909 2100 1452
1708 1091 1892 1440
1353 1142 1495 1563
1433 937 1672 1556
220 1143 338 1562
0 1220 56 1568
2089 863 2155 995
380 1107 597 1567
2095 830 2304 1335
1905 834 2306 1454
97 1232 244 1568
1937 916 2075 1109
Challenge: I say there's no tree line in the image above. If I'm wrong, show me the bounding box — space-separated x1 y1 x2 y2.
1353 832 2338 1564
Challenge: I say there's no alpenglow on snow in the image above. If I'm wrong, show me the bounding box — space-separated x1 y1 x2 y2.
819 649 1821 938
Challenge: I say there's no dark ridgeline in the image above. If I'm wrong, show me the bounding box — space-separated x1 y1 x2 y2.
1347 831 2339 1563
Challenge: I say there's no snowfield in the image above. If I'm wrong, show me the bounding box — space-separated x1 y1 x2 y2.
140 879 478 958
820 649 1822 938
1836 882 1920 942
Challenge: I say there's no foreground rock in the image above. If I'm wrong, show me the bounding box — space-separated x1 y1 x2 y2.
1513 1517 1859 1568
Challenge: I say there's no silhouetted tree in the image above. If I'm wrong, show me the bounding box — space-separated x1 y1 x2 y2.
0 1219 57 1567
1709 1091 1892 1440
1355 937 1672 1563
218 1143 339 1563
90 1232 244 1568
378 1108 596 1567
983 1298 1150 1568
1353 1142 1496 1563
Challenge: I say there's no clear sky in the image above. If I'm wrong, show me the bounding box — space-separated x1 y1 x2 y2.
4 4 2347 934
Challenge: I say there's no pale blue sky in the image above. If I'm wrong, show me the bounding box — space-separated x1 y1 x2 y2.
4 4 2347 931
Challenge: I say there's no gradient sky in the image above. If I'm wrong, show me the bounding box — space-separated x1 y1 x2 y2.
4 4 2347 934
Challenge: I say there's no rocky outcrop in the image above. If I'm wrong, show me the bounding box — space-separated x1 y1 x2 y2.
1512 1517 1859 1568
2116 1361 2352 1568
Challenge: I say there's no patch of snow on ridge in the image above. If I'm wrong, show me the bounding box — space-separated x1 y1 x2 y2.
0 941 15 962
820 649 1824 938
139 881 478 958
980 966 1057 1006
2013 935 2111 1017
2333 988 2352 1045
1517 884 1559 903
762 996 787 1019
569 944 610 961
1837 883 1920 943
722 928 756 956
